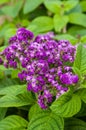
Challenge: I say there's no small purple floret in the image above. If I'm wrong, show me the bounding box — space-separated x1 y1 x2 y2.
17 28 34 41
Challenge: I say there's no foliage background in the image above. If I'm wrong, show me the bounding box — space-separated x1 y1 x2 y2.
0 0 86 130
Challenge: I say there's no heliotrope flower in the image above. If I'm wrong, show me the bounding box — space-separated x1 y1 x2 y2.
0 28 79 109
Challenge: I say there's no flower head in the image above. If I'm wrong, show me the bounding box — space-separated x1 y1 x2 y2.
0 28 79 109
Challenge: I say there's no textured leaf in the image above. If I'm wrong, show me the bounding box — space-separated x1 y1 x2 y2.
28 111 64 130
0 91 34 107
29 104 43 120
0 84 26 96
65 118 86 130
23 0 44 14
28 16 53 33
75 102 86 117
50 94 81 117
74 44 86 74
0 115 28 130
76 88 86 103
69 13 86 27
0 78 18 90
54 14 69 32
0 108 7 121
72 67 81 79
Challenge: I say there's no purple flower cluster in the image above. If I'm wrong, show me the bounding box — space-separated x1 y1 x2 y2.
0 28 79 109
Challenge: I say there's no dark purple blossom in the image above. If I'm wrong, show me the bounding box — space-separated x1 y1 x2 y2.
9 35 17 44
17 28 34 41
60 73 73 85
18 70 27 81
9 60 17 69
72 75 79 83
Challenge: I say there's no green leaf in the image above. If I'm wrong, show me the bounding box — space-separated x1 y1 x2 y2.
0 65 13 72
44 0 62 14
0 84 26 96
72 67 81 79
74 44 86 74
69 13 86 27
50 94 81 117
54 34 78 45
29 104 43 120
0 78 18 90
81 84 86 89
28 111 64 130
76 88 86 104
63 0 79 12
1 6 13 17
0 91 34 107
23 0 44 14
67 3 82 13
28 16 53 33
44 0 78 14
80 1 86 12
64 118 86 130
4 28 16 44
0 108 7 121
75 102 86 117
0 23 15 38
68 25 86 37
0 46 7 52
12 0 23 17
0 115 28 130
54 34 75 40
54 14 69 32
81 35 86 43
1 0 23 18
0 65 8 79
21 19 29 27
0 70 4 79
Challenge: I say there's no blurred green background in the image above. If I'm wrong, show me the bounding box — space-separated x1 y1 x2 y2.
0 0 86 46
